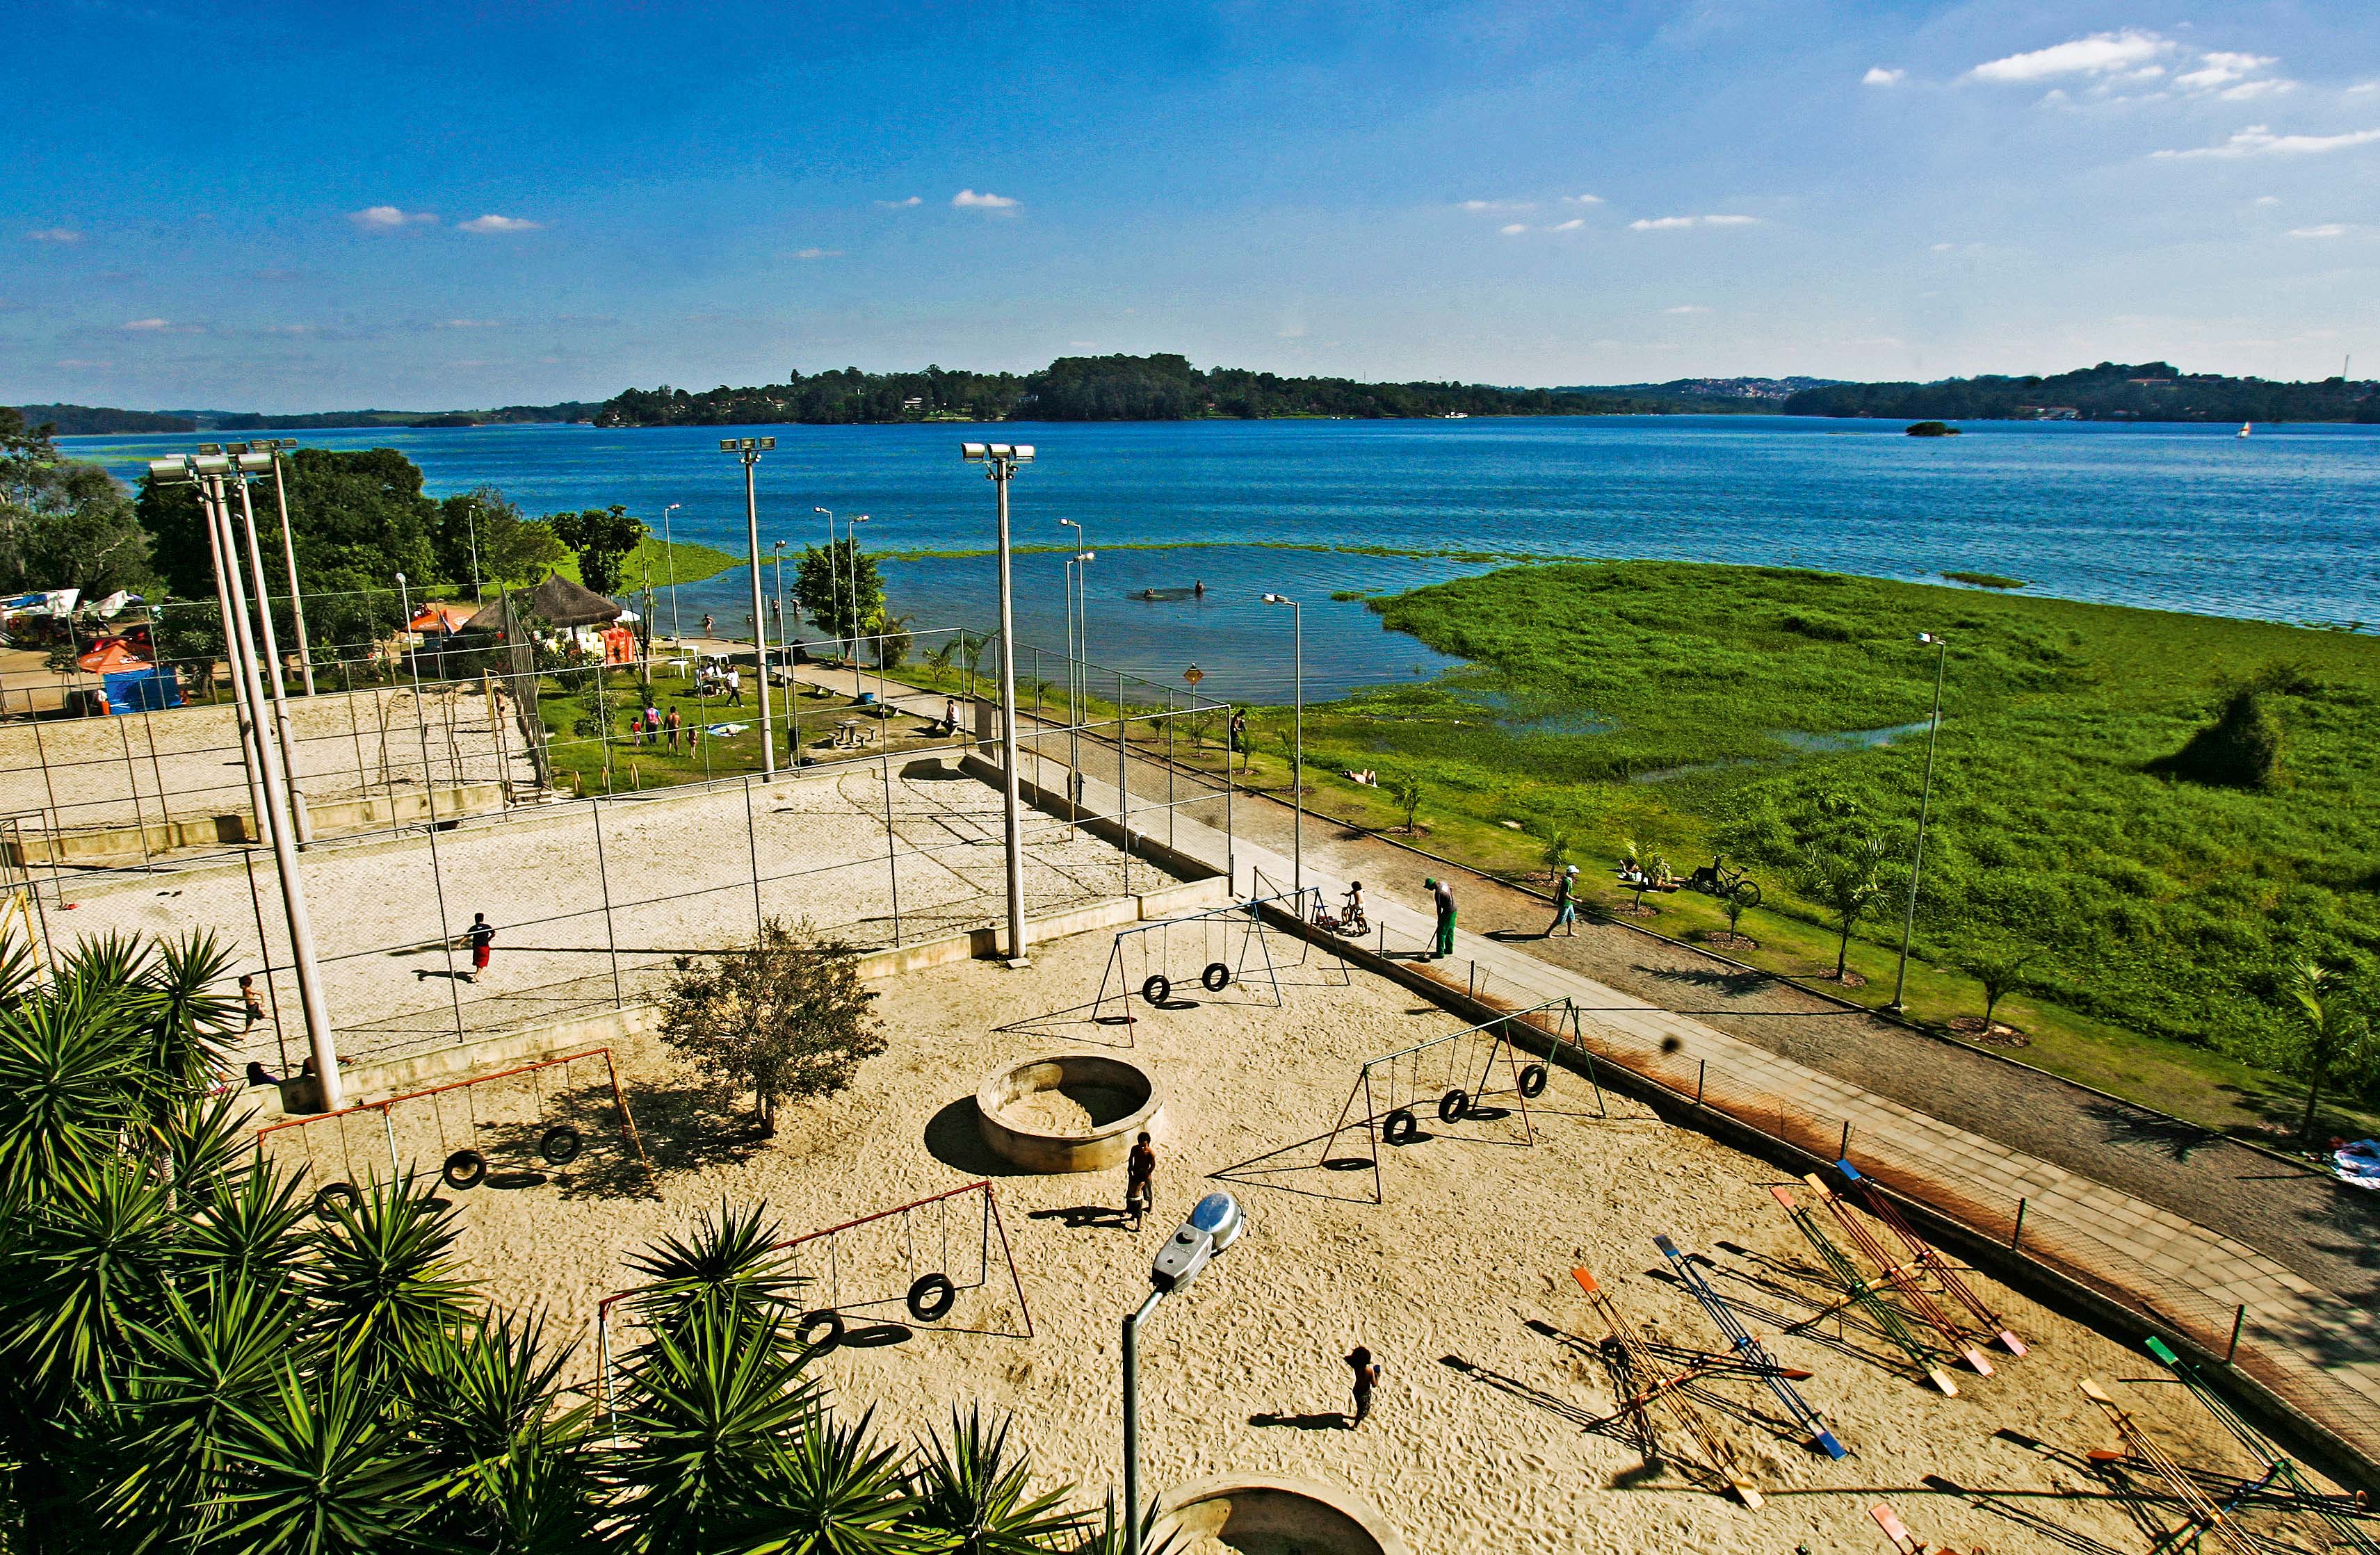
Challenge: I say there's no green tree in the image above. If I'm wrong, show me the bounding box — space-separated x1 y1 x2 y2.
1537 827 1571 883
793 539 884 651
437 487 569 590
1387 772 1424 834
0 407 154 599
657 918 885 1132
1957 943 2039 1030
1797 832 1893 980
546 505 645 598
2281 956 2374 1148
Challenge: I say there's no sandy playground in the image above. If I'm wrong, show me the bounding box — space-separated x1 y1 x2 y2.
257 920 2366 1555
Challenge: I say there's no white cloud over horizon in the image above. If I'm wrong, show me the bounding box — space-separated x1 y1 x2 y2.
458 213 543 233
2288 224 2347 237
1498 222 1528 235
1550 218 1583 231
875 195 924 208
1971 31 2171 83
26 227 82 244
952 189 1019 211
2155 125 2380 158
348 206 435 229
1863 67 1905 86
789 247 841 260
1664 304 1710 314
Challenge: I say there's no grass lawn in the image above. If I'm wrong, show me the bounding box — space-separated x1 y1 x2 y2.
1221 562 2380 1143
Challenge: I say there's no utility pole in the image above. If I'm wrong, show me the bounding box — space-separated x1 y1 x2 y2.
225 455 312 845
718 439 777 776
257 439 315 695
962 443 1034 963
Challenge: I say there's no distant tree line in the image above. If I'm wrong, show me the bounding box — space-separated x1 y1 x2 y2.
1782 361 2380 424
595 353 1690 426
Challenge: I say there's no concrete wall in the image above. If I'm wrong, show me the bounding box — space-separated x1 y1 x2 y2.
3 781 508 865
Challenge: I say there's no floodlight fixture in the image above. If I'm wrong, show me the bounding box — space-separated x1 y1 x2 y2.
720 439 736 450
961 442 989 460
1126 1190 1246 1553
197 443 223 454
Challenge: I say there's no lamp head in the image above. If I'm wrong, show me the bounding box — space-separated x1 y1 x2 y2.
759 437 776 450
960 442 988 462
720 439 736 451
1149 1191 1244 1292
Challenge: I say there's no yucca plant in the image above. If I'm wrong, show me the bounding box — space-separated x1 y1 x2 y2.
742 1407 928 1555
1070 1493 1183 1555
184 1157 315 1297
624 1198 800 1344
148 1088 261 1208
3 1155 181 1394
305 1176 476 1385
208 1360 442 1554
905 1408 1085 1554
0 977 142 1213
406 1313 597 1554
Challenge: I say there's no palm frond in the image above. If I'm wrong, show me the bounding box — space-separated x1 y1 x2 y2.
905 1407 1085 1554
184 1157 315 1296
2 1155 181 1394
305 1175 477 1383
208 1360 442 1552
0 979 140 1211
624 1198 801 1341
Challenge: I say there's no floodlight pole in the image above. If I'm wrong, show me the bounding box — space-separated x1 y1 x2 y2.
1888 633 1949 1012
721 439 777 776
185 470 275 845
847 513 871 701
227 461 312 845
963 443 1035 964
1263 594 1303 899
261 441 316 695
661 503 683 642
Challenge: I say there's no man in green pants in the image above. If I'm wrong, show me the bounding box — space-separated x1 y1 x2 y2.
1425 877 1456 959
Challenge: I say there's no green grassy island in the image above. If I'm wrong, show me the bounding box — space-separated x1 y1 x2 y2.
1233 562 2379 1135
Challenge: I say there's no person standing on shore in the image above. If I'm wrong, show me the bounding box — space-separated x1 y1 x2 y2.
1124 1131 1156 1229
1546 864 1578 937
1228 708 1247 771
727 666 743 708
1425 877 1455 959
1345 1346 1383 1427
464 913 495 983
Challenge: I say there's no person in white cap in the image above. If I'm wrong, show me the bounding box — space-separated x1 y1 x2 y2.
1546 863 1580 937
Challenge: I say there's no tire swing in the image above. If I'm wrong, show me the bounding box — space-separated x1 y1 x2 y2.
539 1124 583 1166
1200 961 1232 993
1142 973 1172 1007
1437 1088 1471 1124
313 1180 361 1220
1517 1064 1549 1100
797 1309 847 1353
443 1148 489 1191
1382 1107 1419 1145
905 1272 957 1324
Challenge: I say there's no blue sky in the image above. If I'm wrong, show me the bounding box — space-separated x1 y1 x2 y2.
6 1 2377 410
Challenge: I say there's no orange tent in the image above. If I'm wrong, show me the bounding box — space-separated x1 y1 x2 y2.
76 637 153 674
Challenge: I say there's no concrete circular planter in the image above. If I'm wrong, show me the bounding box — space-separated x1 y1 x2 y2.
1153 1475 1407 1555
976 1054 1161 1173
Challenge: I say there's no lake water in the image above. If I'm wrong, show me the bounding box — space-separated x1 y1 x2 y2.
64 417 2380 706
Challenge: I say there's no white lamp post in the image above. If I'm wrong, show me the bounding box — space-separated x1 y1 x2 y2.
846 513 871 700
661 503 683 642
1261 594 1304 901
961 441 1035 963
718 438 778 777
1124 1192 1246 1555
1888 632 1949 1012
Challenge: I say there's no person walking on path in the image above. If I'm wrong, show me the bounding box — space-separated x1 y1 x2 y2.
464 913 495 984
1345 1346 1382 1427
1124 1131 1156 1229
944 696 960 738
727 667 743 708
1425 877 1456 960
1227 708 1247 771
1546 864 1578 937
240 974 266 1032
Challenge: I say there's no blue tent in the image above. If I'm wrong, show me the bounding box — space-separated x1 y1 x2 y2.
102 665 183 714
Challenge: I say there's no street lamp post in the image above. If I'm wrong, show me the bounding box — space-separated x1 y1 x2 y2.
1261 594 1304 901
961 441 1035 964
1888 633 1950 1013
1059 519 1090 810
254 439 315 695
812 507 839 667
661 503 683 642
222 455 313 845
718 438 778 778
846 513 871 701
1124 1192 1246 1554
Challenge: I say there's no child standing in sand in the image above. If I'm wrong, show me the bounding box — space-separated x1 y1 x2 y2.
464 913 495 983
1346 1346 1383 1426
1125 1132 1156 1228
240 974 265 1031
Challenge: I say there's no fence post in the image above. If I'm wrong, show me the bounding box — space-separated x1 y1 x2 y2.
1117 672 1130 897
1838 1120 1852 1164
743 774 764 935
2010 1197 2027 1251
880 741 901 947
1695 1059 1706 1107
2225 1304 2246 1365
588 793 625 1009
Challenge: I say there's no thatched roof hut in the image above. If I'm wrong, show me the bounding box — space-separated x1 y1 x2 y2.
463 573 622 633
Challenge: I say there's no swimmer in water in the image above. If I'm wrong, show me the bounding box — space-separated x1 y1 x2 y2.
1194 580 1206 596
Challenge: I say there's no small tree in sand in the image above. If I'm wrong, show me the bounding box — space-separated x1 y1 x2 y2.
659 918 885 1133
1386 772 1424 835
1797 833 1892 982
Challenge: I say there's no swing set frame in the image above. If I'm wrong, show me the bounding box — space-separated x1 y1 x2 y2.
1314 996 1607 1204
253 1045 649 1199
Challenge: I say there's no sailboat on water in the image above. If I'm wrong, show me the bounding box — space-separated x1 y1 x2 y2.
2237 421 2252 437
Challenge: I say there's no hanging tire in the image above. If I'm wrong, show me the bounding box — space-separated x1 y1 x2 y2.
538 1124 583 1166
905 1272 957 1323
1382 1108 1418 1145
1200 961 1231 993
1437 1089 1470 1124
312 1181 360 1220
442 1149 488 1191
797 1309 846 1353
1731 881 1762 910
1518 1064 1549 1099
1142 973 1172 1007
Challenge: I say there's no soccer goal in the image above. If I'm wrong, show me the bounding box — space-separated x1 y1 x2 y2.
254 1045 649 1216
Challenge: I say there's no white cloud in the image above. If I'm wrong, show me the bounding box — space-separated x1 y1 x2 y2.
348 205 435 229
1498 222 1528 235
952 189 1019 211
1971 30 2171 83
2288 224 2347 237
2218 78 2294 101
2254 195 2282 205
26 227 82 243
1701 213 1760 227
875 195 923 208
2175 51 2275 89
54 359 111 370
439 318 502 328
1863 67 1905 86
1561 193 1603 206
1663 304 1710 314
120 318 172 331
1630 213 1761 230
1549 218 1584 231
2155 124 2380 158
788 247 841 260
2351 80 2379 95
1459 199 1535 212
458 213 542 233
258 323 317 335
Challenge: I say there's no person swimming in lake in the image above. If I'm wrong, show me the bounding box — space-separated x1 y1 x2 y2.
1193 580 1205 595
